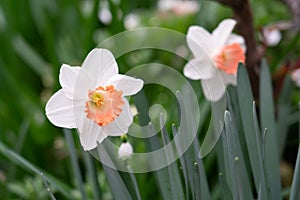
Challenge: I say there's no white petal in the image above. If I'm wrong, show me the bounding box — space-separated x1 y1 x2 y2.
221 70 237 85
103 98 133 136
226 33 246 52
45 89 76 128
78 118 107 151
212 19 236 48
82 48 118 86
201 73 226 102
106 74 144 96
71 67 98 99
59 64 80 99
187 26 216 57
183 57 216 80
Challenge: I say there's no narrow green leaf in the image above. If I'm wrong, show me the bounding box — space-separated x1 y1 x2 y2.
147 124 172 200
160 115 184 200
12 35 52 78
0 140 72 198
259 59 282 199
237 64 265 193
102 165 133 200
218 172 233 200
252 102 268 199
224 110 253 200
277 76 292 155
193 163 201 200
172 125 190 200
193 139 211 200
64 129 87 200
96 146 132 200
127 167 141 200
290 103 300 200
83 152 102 200
41 172 57 200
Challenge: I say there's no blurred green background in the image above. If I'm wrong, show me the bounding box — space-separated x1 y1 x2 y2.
0 0 299 199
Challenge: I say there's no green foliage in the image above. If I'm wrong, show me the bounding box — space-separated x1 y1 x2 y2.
0 0 300 199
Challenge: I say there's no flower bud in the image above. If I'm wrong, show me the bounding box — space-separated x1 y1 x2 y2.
118 142 133 160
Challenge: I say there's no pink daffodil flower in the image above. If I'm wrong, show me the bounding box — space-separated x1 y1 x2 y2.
184 19 246 101
46 48 143 150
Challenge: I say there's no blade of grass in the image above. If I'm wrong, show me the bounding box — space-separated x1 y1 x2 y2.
83 152 102 200
41 172 57 200
224 110 253 200
126 166 141 200
8 119 30 181
277 76 292 155
237 64 265 194
259 60 282 199
64 129 87 200
147 124 172 200
172 125 190 200
160 114 184 200
12 35 52 78
0 140 72 198
218 172 233 200
290 103 300 200
193 163 201 200
252 102 268 199
96 144 133 200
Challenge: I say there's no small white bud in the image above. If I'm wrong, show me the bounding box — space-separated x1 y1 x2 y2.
118 142 133 160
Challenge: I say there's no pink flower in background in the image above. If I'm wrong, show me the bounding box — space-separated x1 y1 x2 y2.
291 68 300 88
45 48 143 150
184 19 246 101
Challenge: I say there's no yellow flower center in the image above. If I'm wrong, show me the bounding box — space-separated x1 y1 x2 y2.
213 43 245 74
85 85 124 126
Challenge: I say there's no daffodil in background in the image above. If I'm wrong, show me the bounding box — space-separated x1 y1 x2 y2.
45 48 143 151
184 19 246 101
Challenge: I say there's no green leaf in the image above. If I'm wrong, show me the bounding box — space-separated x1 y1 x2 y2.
218 172 233 200
160 115 184 200
252 103 268 199
237 64 265 194
290 103 300 200
0 140 72 198
83 152 102 200
96 145 133 200
277 76 293 155
12 35 52 78
64 129 87 200
259 59 282 199
224 110 253 200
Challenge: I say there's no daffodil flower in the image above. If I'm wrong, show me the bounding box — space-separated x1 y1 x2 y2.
184 19 246 101
45 48 143 151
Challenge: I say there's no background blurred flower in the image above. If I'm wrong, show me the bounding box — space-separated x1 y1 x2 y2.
45 48 143 151
263 26 282 46
184 19 246 101
158 0 199 16
291 68 300 87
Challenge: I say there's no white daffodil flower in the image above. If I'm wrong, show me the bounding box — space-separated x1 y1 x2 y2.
45 48 143 151
184 19 246 101
118 142 133 160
